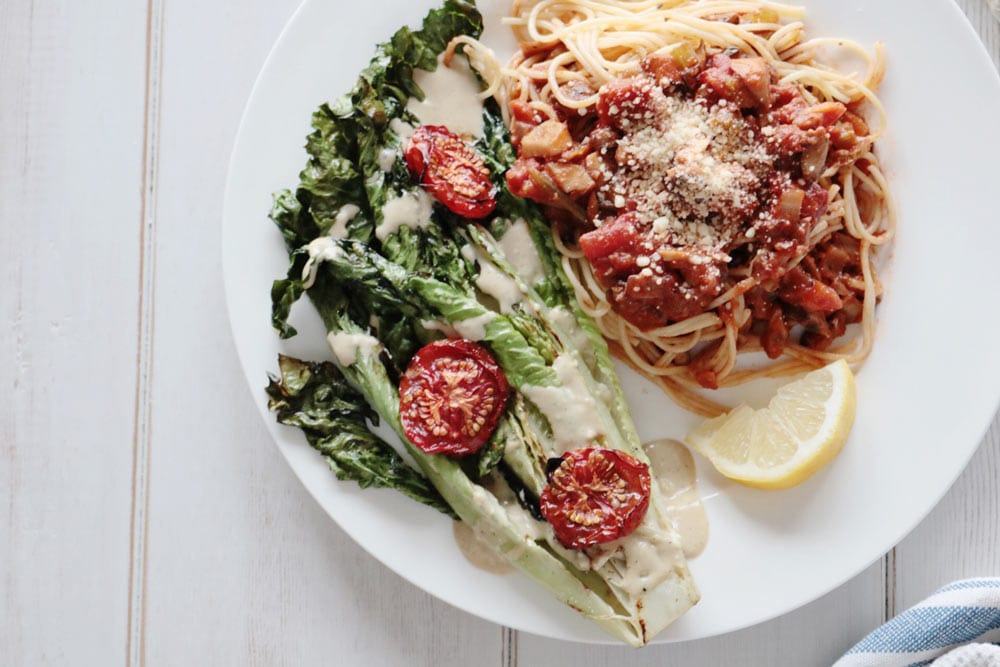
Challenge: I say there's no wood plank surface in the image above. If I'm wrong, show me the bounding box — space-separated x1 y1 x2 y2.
0 2 149 664
2 0 998 665
959 0 1000 68
893 420 1000 611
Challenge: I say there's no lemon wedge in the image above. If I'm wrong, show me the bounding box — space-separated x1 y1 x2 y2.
685 359 856 490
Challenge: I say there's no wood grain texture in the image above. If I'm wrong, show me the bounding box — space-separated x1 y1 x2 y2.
126 1 164 664
958 0 1000 67
893 416 1000 609
3 1 998 665
0 1 148 664
138 1 502 664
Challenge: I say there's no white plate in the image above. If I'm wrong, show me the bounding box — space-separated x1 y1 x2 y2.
223 0 1000 644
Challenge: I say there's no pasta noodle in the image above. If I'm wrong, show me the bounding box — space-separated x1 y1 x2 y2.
456 0 894 416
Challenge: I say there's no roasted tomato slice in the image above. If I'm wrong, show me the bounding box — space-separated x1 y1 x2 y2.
404 125 497 219
399 339 510 456
540 447 651 549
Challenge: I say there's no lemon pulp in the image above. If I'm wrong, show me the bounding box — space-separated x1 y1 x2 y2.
685 359 857 490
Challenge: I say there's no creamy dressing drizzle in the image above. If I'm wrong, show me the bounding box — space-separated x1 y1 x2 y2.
377 147 397 172
455 477 549 574
613 525 686 603
497 219 544 285
407 54 485 138
328 203 360 240
451 311 497 341
521 355 605 452
299 204 361 288
326 331 380 367
419 319 457 337
461 243 523 314
375 188 434 240
452 521 514 575
548 306 595 363
388 118 413 140
644 438 708 559
301 236 343 289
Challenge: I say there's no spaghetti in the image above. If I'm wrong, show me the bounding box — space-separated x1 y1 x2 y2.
456 0 894 416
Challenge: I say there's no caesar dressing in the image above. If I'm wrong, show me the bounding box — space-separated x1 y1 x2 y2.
451 312 497 341
407 54 485 138
613 526 687 602
644 439 708 558
497 219 544 285
419 319 458 337
388 118 414 140
521 355 605 452
326 331 380 367
453 521 514 575
328 203 360 239
377 147 398 172
375 188 434 240
548 306 594 363
301 237 344 288
461 243 524 314
455 478 549 573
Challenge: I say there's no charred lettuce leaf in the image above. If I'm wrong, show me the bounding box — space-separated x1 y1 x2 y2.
264 0 700 645
269 0 482 339
267 355 455 518
269 0 482 252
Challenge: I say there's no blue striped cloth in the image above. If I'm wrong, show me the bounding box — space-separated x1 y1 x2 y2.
835 579 1000 666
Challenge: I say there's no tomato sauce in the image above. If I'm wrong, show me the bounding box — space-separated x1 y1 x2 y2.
506 49 872 373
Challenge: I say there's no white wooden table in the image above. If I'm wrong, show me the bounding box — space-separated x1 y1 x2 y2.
2 2 998 665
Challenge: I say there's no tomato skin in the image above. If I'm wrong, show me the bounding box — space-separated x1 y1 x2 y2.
399 339 509 456
404 125 497 219
578 214 640 272
596 79 665 130
540 447 651 549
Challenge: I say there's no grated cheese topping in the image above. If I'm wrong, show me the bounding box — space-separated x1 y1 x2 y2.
599 85 773 251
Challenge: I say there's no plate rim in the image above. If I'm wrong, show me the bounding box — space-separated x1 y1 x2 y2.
221 0 1000 644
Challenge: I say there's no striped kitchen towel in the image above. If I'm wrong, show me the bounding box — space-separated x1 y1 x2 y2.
834 579 1000 666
